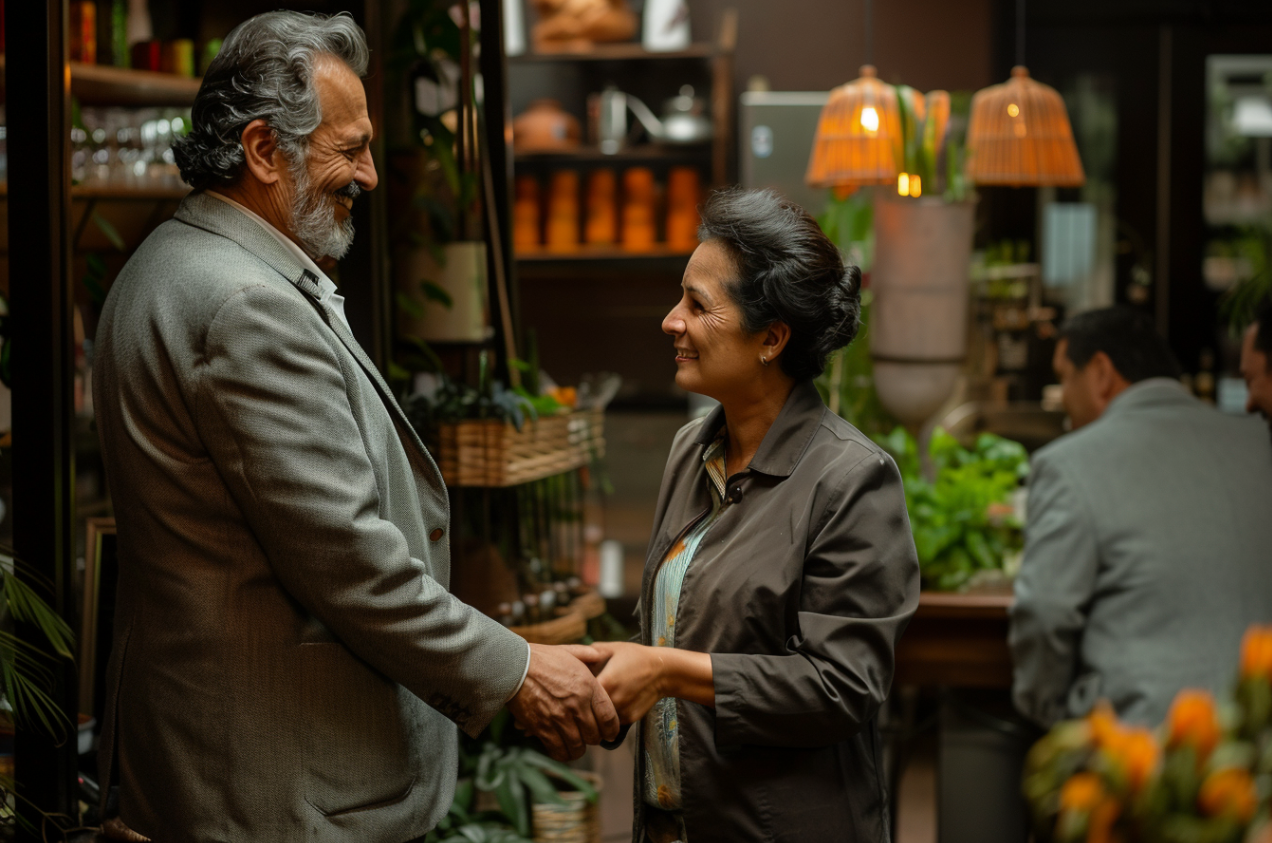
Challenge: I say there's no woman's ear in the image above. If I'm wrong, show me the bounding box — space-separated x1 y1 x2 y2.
239 119 285 186
762 321 792 360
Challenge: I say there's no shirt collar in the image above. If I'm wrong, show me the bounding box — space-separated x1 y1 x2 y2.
206 190 339 299
692 380 827 478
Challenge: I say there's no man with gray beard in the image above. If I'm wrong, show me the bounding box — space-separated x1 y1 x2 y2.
92 12 616 843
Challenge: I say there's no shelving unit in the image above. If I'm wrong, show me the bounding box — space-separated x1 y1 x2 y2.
0 56 202 106
514 144 711 165
508 43 716 63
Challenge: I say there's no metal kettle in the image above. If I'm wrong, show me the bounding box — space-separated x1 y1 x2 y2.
595 85 712 153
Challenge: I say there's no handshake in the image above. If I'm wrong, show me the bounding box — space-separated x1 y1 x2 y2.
505 641 663 762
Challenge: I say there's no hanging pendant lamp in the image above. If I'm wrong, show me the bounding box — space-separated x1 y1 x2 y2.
965 0 1084 186
805 0 902 190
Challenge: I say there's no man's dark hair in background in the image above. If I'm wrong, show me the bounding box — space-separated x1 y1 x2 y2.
1059 306 1182 382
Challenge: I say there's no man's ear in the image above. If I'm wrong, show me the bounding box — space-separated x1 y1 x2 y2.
1090 350 1130 399
240 119 285 186
762 321 792 360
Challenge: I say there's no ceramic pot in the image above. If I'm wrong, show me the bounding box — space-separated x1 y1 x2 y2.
870 195 976 428
513 99 581 153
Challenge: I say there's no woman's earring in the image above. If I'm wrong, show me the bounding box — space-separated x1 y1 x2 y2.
760 355 769 367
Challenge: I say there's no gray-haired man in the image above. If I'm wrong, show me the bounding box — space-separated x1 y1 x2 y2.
93 12 617 842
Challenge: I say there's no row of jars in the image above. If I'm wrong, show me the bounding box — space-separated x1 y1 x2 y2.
514 166 702 254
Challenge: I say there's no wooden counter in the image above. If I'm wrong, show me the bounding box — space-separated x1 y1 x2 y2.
894 591 1014 689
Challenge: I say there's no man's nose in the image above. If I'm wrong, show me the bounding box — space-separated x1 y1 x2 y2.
356 147 378 192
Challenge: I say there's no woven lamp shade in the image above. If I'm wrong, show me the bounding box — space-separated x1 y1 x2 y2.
806 65 903 188
966 66 1084 187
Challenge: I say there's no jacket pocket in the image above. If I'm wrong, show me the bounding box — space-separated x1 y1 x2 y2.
307 776 417 818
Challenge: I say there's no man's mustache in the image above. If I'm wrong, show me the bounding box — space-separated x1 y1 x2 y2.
334 181 362 201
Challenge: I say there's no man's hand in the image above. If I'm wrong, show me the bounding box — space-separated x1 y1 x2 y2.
507 643 620 762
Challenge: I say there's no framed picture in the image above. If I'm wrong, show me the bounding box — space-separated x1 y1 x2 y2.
80 517 117 722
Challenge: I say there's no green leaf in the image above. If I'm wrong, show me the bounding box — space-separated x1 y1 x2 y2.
386 361 414 383
521 751 598 801
420 281 454 309
91 212 126 251
397 291 426 319
516 762 567 806
494 774 528 837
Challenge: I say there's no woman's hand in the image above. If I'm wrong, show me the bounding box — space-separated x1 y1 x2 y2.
592 641 667 724
592 642 716 724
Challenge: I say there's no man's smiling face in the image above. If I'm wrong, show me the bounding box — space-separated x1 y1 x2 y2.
286 55 377 261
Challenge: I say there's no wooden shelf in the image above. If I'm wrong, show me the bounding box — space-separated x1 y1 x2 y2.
509 43 716 63
517 245 695 262
515 145 711 165
0 183 190 201
0 56 201 107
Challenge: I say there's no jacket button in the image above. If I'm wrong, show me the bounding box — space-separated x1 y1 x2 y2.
430 528 444 542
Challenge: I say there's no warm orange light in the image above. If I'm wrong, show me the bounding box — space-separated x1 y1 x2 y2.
897 173 910 195
806 65 902 188
966 66 1085 187
911 175 922 197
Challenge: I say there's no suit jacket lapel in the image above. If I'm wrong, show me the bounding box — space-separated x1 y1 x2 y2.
174 192 435 467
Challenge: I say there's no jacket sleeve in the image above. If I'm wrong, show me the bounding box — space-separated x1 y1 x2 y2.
195 284 528 736
711 451 921 748
1009 450 1099 728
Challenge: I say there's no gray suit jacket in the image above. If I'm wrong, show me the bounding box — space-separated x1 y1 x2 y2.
93 192 529 843
1010 378 1272 729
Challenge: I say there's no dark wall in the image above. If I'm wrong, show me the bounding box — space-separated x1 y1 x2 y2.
688 0 994 94
1018 0 1272 374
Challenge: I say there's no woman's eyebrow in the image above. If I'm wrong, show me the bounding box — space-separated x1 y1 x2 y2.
683 283 713 305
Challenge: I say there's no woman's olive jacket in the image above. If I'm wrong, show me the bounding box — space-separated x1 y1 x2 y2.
632 381 921 842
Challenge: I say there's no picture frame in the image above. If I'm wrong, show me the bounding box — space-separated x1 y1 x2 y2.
79 517 117 722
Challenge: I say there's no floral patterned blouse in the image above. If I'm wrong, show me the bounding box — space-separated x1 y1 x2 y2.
642 432 730 827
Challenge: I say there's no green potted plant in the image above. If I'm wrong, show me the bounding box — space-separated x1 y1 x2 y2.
388 0 492 357
0 547 76 831
874 426 1029 592
463 711 600 840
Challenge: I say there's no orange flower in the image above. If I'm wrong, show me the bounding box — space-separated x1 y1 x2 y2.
1060 772 1105 813
1087 798 1121 843
1088 702 1122 748
1198 768 1258 823
1116 727 1160 792
1241 626 1272 681
1166 690 1221 759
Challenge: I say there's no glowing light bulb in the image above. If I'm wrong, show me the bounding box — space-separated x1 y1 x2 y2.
1007 103 1020 117
911 175 922 197
897 173 910 196
861 106 880 133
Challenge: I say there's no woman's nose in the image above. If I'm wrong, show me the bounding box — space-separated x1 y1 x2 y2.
662 306 684 336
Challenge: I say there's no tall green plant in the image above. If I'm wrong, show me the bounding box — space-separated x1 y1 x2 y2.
1218 225 1272 336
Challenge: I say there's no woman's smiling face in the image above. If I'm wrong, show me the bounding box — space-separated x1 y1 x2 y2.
662 239 767 400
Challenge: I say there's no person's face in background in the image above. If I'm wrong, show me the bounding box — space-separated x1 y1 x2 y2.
1053 338 1122 430
1240 322 1272 424
662 239 774 404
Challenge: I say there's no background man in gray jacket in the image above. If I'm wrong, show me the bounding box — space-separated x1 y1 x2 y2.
93 12 617 842
1010 307 1272 729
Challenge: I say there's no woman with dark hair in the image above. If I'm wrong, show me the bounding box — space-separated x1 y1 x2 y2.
591 188 921 842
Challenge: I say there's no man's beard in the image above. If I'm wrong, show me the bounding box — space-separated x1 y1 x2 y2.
289 159 360 262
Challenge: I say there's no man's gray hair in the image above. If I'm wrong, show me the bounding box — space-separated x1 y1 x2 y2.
173 11 369 191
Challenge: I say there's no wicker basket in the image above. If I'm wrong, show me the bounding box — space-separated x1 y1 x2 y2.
436 409 605 487
510 611 588 644
532 771 602 843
